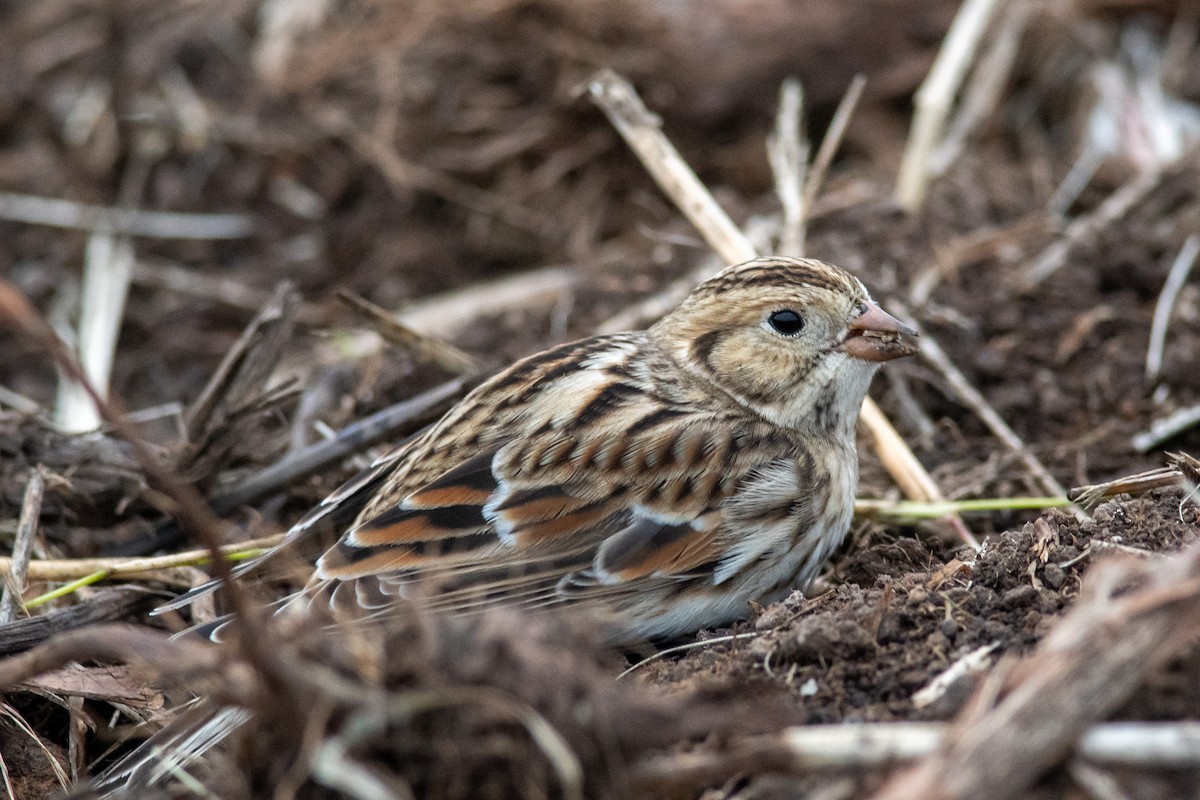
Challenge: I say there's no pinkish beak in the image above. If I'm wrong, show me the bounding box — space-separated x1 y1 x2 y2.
838 302 918 363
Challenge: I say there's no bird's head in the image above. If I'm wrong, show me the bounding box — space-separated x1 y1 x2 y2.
651 256 917 432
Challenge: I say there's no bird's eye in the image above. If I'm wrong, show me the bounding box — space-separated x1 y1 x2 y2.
767 309 805 336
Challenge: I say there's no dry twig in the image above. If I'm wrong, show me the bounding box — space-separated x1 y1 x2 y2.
895 0 1004 211
929 3 1027 176
55 233 136 432
1132 404 1200 453
0 191 253 239
768 78 808 257
0 469 47 624
337 291 478 375
892 301 1073 507
1070 463 1190 508
1018 169 1163 289
1145 233 1200 383
804 74 867 221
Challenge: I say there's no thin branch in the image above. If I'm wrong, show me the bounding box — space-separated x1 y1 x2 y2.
1018 169 1163 289
0 469 46 624
895 0 1004 211
1146 234 1200 383
587 69 757 264
337 291 478 375
1132 403 1200 453
0 534 284 584
804 74 867 216
892 301 1074 509
0 192 253 239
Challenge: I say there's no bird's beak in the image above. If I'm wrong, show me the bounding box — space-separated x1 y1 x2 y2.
838 302 918 363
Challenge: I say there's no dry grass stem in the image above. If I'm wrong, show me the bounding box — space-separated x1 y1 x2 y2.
54 233 135 433
804 74 868 217
587 69 758 264
0 468 47 624
1070 464 1189 508
892 301 1073 508
1018 169 1163 289
1132 403 1200 453
930 3 1026 176
768 77 809 257
399 265 577 337
1145 233 1200 383
0 191 253 239
895 0 1004 211
337 291 478 375
589 69 945 521
0 534 284 584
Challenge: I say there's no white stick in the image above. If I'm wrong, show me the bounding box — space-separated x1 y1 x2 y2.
896 0 1004 211
768 78 808 257
640 721 1200 776
54 233 135 432
1146 234 1200 383
0 192 253 239
1132 403 1200 453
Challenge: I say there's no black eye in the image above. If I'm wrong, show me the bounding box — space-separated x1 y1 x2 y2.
767 309 805 336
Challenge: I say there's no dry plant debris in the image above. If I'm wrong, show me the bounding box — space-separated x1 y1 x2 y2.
0 0 1199 798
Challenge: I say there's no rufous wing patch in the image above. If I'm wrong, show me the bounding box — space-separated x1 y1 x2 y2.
403 449 501 509
595 513 720 583
349 503 489 546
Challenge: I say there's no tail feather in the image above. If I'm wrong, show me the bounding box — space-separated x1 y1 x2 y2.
152 453 398 617
91 704 250 797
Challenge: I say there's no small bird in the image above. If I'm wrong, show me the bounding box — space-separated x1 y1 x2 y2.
237 255 916 643
107 257 914 792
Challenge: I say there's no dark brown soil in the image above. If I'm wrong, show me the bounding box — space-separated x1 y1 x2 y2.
1 1 1199 798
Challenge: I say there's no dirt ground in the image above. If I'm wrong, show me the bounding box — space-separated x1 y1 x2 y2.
1 1 1199 798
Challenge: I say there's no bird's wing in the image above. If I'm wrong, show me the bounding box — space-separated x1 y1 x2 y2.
310 376 801 615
